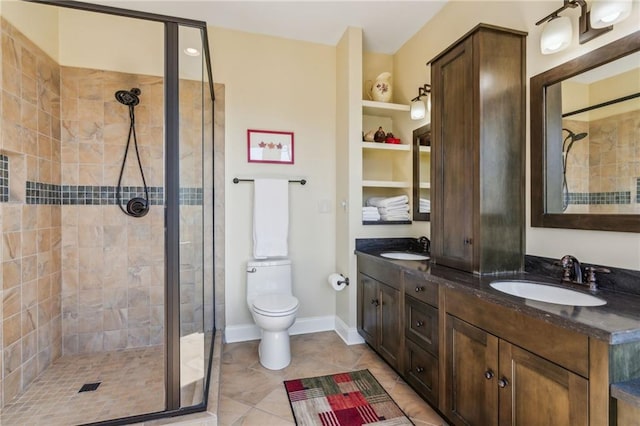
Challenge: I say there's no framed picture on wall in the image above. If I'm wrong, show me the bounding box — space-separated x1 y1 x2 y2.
247 129 294 164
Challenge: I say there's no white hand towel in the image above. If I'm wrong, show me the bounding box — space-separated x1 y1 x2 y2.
253 178 289 259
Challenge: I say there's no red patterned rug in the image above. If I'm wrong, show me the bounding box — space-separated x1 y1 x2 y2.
284 369 413 425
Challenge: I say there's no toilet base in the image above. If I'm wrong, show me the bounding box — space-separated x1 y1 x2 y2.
258 330 291 370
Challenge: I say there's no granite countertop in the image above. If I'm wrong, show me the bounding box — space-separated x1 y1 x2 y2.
355 243 640 345
611 378 640 407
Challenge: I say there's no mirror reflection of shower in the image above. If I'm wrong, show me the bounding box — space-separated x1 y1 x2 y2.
562 128 588 211
115 88 150 217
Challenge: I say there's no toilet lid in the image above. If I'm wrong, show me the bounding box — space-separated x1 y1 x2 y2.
253 294 299 315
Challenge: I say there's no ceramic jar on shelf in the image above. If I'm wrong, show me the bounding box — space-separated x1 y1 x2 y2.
367 72 392 103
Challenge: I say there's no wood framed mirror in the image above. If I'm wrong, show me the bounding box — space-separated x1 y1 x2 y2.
530 30 640 232
412 123 431 221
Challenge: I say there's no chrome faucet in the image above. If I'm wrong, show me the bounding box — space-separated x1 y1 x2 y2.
560 255 583 284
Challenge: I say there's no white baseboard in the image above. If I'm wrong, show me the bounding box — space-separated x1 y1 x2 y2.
334 316 365 345
224 315 365 345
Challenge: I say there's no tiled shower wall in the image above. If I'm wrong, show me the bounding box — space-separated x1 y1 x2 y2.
0 17 63 405
59 67 165 354
564 111 640 213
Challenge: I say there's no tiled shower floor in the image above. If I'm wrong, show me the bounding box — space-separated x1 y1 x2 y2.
0 347 164 425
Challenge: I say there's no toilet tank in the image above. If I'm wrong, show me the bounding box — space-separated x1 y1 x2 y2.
246 258 292 302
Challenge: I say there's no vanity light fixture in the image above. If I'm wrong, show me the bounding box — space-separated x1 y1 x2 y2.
410 84 430 120
536 0 631 54
540 15 573 54
590 0 632 28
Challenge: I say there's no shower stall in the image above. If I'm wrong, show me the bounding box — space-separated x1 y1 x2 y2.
0 0 216 424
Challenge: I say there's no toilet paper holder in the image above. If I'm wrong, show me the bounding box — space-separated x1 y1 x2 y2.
338 274 349 286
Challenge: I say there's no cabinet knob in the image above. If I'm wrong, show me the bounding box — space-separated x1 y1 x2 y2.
415 286 425 292
415 367 425 373
415 320 424 328
484 370 494 380
497 378 509 388
370 299 380 307
464 238 473 245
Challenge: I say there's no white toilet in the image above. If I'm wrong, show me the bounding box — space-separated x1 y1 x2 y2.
246 258 299 370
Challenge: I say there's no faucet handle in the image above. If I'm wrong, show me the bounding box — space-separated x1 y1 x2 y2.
416 236 430 253
559 255 575 282
584 266 610 291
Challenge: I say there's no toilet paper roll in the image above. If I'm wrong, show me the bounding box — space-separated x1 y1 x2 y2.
328 273 347 291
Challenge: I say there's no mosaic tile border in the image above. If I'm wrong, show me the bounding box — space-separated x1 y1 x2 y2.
23 182 203 206
0 154 8 203
568 191 631 205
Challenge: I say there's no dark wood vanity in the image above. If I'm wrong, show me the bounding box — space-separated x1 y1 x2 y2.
356 250 640 426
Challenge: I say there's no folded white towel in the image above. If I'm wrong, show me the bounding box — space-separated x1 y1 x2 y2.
363 208 381 220
253 178 289 259
366 195 409 208
378 204 410 214
380 211 411 220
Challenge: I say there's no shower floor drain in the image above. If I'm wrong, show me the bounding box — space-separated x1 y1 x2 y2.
78 382 101 393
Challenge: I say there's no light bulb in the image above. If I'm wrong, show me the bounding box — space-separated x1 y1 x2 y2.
184 47 200 57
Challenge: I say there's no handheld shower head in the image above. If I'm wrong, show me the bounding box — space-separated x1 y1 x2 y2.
560 128 588 212
562 128 588 153
115 88 141 107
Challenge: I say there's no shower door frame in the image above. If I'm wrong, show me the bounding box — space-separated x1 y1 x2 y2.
24 1 216 424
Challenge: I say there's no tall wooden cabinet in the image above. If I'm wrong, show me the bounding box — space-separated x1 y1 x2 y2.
429 24 527 274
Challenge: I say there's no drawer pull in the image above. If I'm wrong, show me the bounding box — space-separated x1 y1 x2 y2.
415 367 425 373
370 299 380 307
415 320 424 328
484 370 494 380
497 378 509 388
414 286 425 292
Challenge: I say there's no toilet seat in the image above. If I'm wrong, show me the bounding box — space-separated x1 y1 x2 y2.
252 294 299 317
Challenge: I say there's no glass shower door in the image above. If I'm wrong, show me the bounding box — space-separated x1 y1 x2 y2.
176 24 213 408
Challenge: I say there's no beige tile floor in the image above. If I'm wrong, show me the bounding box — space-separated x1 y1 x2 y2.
0 347 165 425
0 331 446 426
217 331 447 426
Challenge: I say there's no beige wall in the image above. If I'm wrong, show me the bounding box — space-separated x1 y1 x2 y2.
209 27 338 329
394 0 640 270
57 8 164 77
1 0 58 61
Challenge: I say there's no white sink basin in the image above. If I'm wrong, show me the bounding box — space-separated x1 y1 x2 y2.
380 252 430 261
490 280 606 307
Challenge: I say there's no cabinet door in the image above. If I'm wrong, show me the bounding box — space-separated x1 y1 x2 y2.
378 282 401 369
498 341 588 426
357 273 378 347
446 315 499 426
431 37 474 272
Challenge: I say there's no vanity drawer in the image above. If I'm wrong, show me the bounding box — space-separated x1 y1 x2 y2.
404 338 438 406
358 256 401 289
404 271 438 306
405 295 438 355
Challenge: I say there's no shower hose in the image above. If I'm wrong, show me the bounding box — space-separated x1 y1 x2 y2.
116 103 150 217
